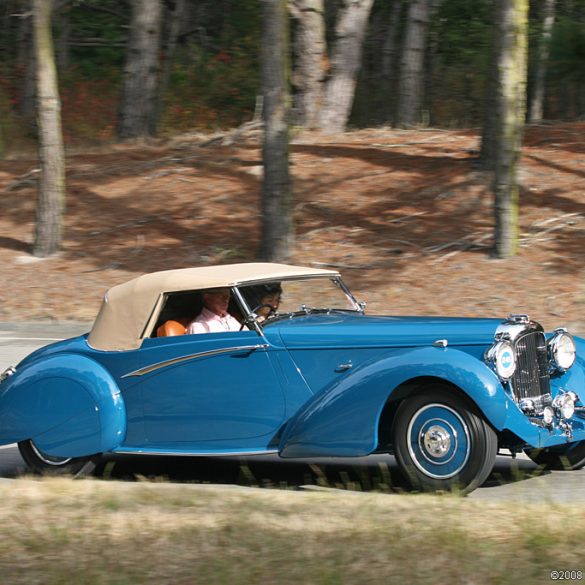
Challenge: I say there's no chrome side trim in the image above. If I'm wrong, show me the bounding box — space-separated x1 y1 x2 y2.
112 448 279 457
121 344 269 378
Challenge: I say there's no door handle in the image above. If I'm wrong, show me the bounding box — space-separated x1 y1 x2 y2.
335 362 352 373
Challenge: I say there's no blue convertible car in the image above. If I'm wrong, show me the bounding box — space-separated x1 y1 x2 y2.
1 263 584 493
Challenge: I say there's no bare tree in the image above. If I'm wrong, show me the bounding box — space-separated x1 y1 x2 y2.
259 0 293 261
318 0 374 134
528 0 556 122
492 0 529 258
32 0 65 257
118 0 163 140
395 0 431 128
290 0 327 129
157 0 186 127
16 9 37 130
381 0 404 123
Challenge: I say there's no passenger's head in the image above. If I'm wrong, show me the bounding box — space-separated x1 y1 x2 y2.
202 288 231 316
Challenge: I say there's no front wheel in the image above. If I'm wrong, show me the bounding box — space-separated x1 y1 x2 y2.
392 387 497 494
525 440 585 471
18 440 98 477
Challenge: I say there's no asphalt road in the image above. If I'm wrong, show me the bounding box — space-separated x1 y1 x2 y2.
1 322 584 502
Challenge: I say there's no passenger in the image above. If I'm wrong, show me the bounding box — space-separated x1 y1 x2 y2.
187 288 242 334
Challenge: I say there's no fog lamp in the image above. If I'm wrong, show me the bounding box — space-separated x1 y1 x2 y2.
543 406 555 426
553 393 576 420
519 398 535 414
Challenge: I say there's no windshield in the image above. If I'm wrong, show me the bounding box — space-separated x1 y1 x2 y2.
237 277 360 322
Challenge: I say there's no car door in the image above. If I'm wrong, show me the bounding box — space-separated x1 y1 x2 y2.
133 330 286 449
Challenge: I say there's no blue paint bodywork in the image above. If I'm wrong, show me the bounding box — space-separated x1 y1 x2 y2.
1 311 585 459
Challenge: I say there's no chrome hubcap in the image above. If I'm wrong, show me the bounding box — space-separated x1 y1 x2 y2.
423 425 452 457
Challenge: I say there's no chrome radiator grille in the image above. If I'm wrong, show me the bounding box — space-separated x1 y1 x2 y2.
511 330 550 399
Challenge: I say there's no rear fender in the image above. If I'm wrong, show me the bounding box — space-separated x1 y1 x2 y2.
0 353 126 457
279 346 508 457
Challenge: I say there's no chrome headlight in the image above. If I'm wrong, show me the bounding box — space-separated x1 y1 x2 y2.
548 329 576 372
486 340 516 380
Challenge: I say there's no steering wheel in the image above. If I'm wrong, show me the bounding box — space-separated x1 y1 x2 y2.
239 304 277 331
252 303 277 317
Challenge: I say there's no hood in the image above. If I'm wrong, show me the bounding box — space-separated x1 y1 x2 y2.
273 314 502 350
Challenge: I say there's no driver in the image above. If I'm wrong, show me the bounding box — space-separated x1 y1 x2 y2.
187 288 242 334
244 283 282 322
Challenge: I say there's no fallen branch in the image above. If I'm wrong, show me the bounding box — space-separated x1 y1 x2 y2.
5 168 40 192
522 213 583 246
386 211 427 223
431 233 492 264
310 261 379 270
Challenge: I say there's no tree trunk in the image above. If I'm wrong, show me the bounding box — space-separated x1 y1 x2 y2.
290 0 327 129
259 0 293 262
16 10 37 130
381 0 403 123
318 0 374 134
493 0 529 259
528 0 555 123
157 0 186 128
32 0 65 258
55 3 71 72
117 0 162 141
479 0 501 169
395 0 431 128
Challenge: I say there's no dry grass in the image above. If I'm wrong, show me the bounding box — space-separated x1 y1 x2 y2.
0 478 583 584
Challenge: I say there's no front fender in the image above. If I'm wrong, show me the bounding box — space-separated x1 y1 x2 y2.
279 346 508 458
0 353 126 457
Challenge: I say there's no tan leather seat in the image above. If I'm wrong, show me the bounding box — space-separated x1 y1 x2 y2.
156 319 187 337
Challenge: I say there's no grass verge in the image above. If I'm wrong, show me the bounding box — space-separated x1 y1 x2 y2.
0 478 583 584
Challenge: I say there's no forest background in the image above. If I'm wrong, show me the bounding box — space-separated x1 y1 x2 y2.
1 0 585 331
3 0 585 142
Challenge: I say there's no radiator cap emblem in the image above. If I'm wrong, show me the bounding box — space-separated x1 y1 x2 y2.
507 314 530 324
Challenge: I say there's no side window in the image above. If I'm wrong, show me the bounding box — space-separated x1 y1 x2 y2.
151 288 248 338
151 291 202 338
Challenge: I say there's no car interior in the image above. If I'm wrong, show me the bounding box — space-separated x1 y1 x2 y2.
152 289 246 337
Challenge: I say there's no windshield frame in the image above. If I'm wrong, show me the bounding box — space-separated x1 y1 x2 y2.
232 275 363 331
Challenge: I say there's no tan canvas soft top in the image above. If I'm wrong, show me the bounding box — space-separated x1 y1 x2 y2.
87 263 338 351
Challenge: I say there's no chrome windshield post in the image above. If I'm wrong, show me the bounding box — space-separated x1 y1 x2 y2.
231 286 264 336
335 277 364 313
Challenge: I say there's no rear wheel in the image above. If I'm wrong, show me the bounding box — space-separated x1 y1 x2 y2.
18 440 98 477
525 440 585 471
392 387 497 494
